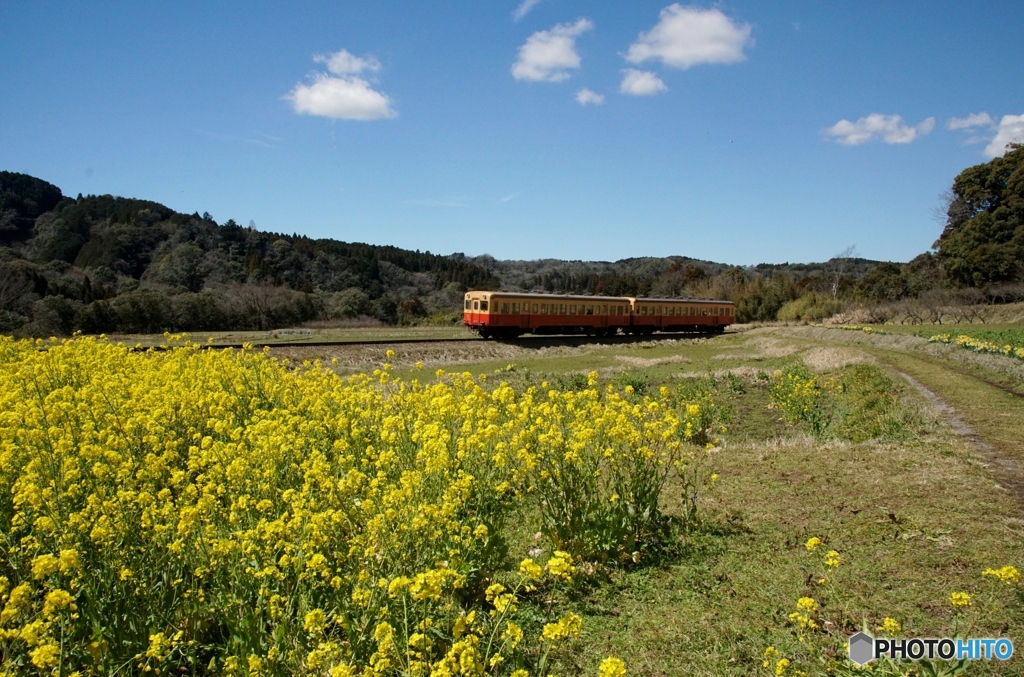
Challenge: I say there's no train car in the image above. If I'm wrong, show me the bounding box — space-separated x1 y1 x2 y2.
628 297 735 335
463 291 632 339
464 291 735 338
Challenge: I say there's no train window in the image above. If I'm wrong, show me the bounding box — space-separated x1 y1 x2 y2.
656 307 662 315
586 305 593 315
512 303 519 313
540 304 547 314
532 304 538 313
641 306 648 316
618 306 624 315
481 301 488 311
501 303 509 313
569 304 576 314
558 304 565 314
465 299 471 310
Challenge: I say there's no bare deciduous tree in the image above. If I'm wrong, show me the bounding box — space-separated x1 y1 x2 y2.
828 245 857 298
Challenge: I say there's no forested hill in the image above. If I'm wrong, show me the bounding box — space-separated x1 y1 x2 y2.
4 146 1020 335
0 171 499 334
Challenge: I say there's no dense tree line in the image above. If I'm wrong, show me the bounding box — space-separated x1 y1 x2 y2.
0 171 497 335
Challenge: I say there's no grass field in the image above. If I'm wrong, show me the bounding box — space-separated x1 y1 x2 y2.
104 324 478 347
2 325 1022 675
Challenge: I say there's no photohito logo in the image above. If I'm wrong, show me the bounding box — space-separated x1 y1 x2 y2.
848 631 1014 665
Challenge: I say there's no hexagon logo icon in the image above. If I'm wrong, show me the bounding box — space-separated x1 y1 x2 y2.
848 631 875 666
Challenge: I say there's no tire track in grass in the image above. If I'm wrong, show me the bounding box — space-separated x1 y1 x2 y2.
864 347 1024 505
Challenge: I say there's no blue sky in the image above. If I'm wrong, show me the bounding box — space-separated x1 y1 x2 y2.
2 1 1022 265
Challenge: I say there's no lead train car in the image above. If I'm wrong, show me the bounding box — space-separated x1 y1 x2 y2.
463 291 735 339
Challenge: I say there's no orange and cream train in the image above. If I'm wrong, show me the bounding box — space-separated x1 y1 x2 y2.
462 290 735 339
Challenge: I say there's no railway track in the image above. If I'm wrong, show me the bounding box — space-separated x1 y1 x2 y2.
131 330 731 351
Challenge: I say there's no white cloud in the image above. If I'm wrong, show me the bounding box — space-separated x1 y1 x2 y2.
287 76 395 121
512 18 593 82
287 50 395 120
947 112 993 131
984 114 1024 158
512 0 543 22
315 49 381 76
619 69 667 96
575 88 605 105
625 4 752 70
822 114 935 146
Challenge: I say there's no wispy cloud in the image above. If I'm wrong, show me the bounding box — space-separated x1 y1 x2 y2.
195 129 278 148
498 192 521 203
625 4 752 70
822 114 935 145
619 69 667 96
286 48 395 120
947 112 993 130
512 0 544 22
575 88 605 105
512 18 593 82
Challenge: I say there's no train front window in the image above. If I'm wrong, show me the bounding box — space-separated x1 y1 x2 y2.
480 301 488 311
465 299 471 310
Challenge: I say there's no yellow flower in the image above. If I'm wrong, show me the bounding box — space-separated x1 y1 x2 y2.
950 591 972 607
982 565 1022 586
31 553 60 579
876 617 901 635
763 646 779 668
824 550 840 568
30 643 60 669
804 537 821 551
304 609 328 634
775 658 790 676
42 589 76 617
503 622 524 649
519 558 543 581
547 551 577 581
796 597 818 613
541 612 584 642
598 656 627 677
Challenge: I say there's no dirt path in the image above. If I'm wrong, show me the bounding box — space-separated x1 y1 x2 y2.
775 328 1024 505
895 370 1024 502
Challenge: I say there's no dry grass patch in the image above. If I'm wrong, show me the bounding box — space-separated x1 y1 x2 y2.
801 345 872 372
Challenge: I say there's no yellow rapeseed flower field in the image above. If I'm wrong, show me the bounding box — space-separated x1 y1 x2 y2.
0 336 716 675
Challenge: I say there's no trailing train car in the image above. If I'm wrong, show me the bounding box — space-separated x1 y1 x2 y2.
463 291 734 338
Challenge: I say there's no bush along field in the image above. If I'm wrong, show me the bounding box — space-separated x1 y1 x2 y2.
0 336 720 676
